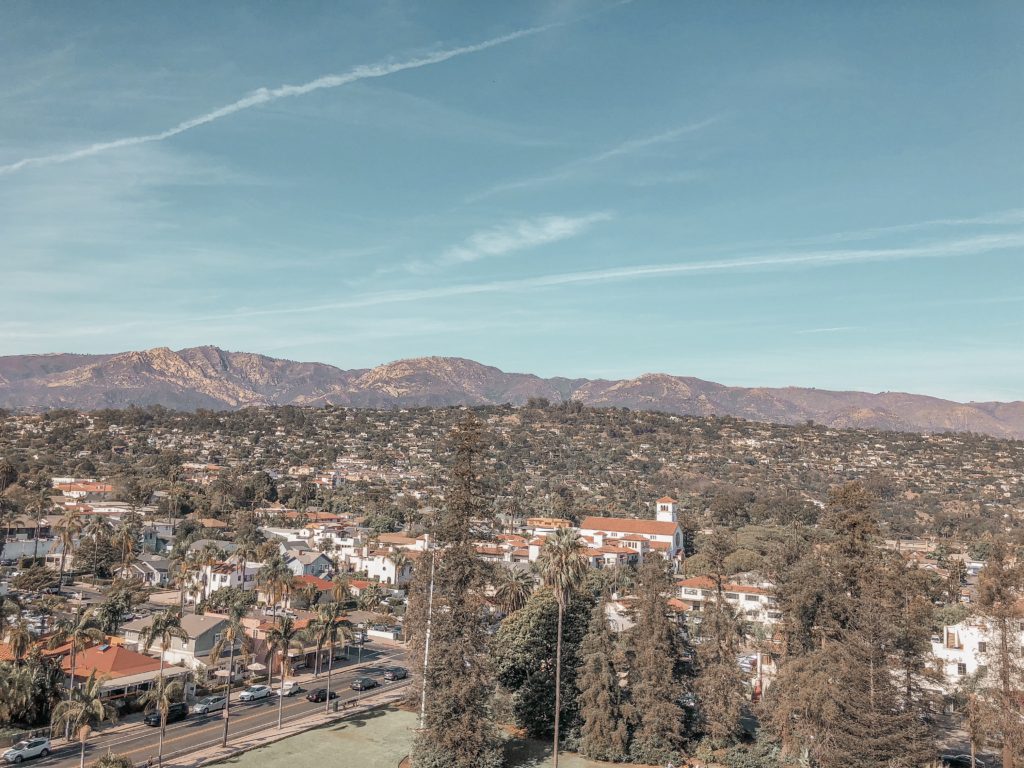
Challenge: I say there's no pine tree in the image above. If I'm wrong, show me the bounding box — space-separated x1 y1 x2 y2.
628 554 688 765
407 416 502 768
976 540 1024 768
694 530 747 747
822 587 932 768
577 598 630 762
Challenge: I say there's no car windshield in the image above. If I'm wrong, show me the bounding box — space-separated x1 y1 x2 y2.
12 743 28 750
199 697 214 704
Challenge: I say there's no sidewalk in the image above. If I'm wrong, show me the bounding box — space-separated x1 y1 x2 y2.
160 681 411 768
53 642 406 749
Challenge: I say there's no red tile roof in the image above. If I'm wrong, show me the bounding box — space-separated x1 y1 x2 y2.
63 645 162 678
579 516 679 537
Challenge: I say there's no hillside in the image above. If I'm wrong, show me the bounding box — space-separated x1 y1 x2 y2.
0 346 1021 438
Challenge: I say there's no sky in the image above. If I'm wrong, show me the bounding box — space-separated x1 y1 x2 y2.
1 1 1022 402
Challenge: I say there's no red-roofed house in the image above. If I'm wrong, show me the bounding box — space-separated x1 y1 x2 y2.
579 515 683 558
675 576 781 625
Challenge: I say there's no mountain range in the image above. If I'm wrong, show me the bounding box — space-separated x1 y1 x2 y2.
0 345 1021 439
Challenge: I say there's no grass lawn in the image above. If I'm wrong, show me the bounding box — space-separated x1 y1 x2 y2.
214 705 656 768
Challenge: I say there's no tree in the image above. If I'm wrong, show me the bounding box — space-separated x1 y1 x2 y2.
257 554 293 618
577 598 630 762
51 671 118 768
694 530 747 746
493 567 535 615
407 416 503 768
54 508 84 588
139 678 187 760
976 541 1024 768
538 527 588 767
5 616 34 661
494 587 591 741
628 555 688 765
48 605 105 735
141 608 189 767
265 615 301 730
304 602 351 712
209 599 252 747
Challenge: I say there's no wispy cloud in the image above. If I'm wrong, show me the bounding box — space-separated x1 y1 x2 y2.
203 231 1024 320
468 117 719 201
0 24 559 176
439 212 611 266
797 326 859 334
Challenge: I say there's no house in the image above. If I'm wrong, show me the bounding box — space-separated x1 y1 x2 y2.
120 553 171 586
284 550 333 578
122 613 234 672
360 550 413 586
931 618 1024 685
197 559 260 602
61 643 189 701
54 482 115 500
579 505 684 559
675 575 781 626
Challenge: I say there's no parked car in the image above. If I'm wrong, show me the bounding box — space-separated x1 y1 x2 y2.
3 738 51 763
383 667 407 681
306 688 338 702
350 677 377 691
940 757 986 768
144 702 189 726
239 684 272 701
276 681 303 697
192 695 227 714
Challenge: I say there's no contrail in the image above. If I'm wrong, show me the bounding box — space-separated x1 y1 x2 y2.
0 24 557 176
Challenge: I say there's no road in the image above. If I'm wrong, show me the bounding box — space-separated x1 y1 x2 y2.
38 645 408 768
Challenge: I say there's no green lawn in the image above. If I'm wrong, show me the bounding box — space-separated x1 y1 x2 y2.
214 706 651 768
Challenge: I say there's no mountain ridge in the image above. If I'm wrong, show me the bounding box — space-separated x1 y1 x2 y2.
0 346 1021 439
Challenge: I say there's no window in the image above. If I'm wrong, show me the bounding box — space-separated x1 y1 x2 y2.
725 593 740 601
957 663 967 676
683 588 699 596
946 631 961 649
767 612 783 620
978 642 987 653
744 594 760 602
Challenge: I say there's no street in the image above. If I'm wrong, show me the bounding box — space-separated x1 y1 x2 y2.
36 645 408 768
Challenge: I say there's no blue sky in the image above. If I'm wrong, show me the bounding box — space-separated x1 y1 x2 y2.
1 1 1022 401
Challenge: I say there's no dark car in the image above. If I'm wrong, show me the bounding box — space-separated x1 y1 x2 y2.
144 702 190 726
350 677 377 691
940 757 986 768
305 688 338 702
383 667 407 681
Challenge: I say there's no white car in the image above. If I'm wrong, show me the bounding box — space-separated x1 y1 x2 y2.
4 738 51 763
276 681 302 697
238 685 272 701
192 694 227 714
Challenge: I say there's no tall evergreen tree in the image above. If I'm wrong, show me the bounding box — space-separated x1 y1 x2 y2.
694 531 746 747
627 554 688 765
577 598 630 762
408 416 502 768
494 587 591 742
976 540 1024 768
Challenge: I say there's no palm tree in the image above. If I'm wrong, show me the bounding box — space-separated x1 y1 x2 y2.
55 508 84 589
264 615 301 730
138 679 186 762
82 516 111 584
357 583 385 613
141 608 189 767
538 527 588 768
49 606 105 701
110 518 139 575
330 573 351 605
493 567 535 615
257 555 293 619
208 600 252 747
28 493 51 561
0 593 22 639
5 616 34 661
51 671 118 768
304 602 351 713
387 549 410 586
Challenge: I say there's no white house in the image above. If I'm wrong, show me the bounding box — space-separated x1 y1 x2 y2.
579 497 684 559
197 559 260 602
675 575 781 626
931 618 1024 685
